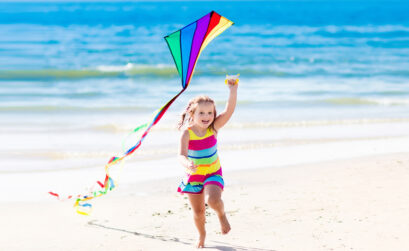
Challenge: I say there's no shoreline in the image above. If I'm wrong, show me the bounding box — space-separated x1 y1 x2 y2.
1 118 409 203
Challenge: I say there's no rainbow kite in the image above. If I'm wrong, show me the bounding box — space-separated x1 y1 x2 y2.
49 11 233 215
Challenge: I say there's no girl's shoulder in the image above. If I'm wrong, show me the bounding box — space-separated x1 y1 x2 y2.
180 128 190 141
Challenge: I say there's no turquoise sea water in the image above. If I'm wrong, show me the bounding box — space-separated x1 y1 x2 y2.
1 0 409 124
2 1 409 193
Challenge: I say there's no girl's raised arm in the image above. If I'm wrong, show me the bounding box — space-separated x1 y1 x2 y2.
214 80 238 130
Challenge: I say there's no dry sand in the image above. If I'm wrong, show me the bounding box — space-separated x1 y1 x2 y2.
2 152 409 251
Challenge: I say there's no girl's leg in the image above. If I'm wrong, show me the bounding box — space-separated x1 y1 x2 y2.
187 193 206 248
204 184 231 234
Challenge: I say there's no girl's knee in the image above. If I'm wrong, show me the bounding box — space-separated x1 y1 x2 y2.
207 196 222 208
192 206 205 216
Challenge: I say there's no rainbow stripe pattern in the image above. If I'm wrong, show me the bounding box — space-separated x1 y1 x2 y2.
49 11 233 215
178 128 224 194
165 11 234 88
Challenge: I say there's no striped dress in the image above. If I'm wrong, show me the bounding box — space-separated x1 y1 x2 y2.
178 127 224 194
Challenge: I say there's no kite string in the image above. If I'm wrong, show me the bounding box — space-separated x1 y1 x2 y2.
50 86 189 215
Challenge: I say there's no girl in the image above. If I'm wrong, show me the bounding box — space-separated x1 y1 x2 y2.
177 79 238 248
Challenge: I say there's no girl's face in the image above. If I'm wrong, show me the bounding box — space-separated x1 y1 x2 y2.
191 102 215 129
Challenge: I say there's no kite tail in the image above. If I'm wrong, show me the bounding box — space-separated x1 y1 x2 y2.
49 86 188 215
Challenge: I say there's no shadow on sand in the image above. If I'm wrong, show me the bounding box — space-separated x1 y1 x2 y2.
88 220 275 251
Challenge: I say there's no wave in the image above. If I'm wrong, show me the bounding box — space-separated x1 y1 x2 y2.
76 117 409 134
0 105 154 112
1 95 408 113
226 117 409 130
3 64 409 81
0 64 180 81
0 64 280 81
323 97 409 106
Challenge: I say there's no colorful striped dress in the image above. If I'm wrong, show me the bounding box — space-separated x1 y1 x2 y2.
178 127 224 194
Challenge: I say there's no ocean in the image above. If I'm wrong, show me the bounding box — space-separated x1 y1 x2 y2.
1 0 409 200
1 0 409 122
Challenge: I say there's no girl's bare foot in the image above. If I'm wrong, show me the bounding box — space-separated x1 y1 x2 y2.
219 213 231 234
196 232 206 248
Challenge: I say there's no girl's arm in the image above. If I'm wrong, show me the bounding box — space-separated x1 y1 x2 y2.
178 129 197 172
214 79 238 130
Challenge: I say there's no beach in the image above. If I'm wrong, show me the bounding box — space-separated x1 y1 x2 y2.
2 151 409 250
1 1 409 250
2 119 409 250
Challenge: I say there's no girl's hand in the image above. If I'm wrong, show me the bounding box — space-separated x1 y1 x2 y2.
227 78 236 85
227 79 238 91
187 161 198 173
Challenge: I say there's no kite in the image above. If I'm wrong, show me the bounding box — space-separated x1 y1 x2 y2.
49 11 234 215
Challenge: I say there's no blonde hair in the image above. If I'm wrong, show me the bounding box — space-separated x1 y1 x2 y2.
178 95 217 131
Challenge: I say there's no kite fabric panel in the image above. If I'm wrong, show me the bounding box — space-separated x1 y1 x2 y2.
49 11 233 215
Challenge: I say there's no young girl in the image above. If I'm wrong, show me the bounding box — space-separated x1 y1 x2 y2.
177 79 238 248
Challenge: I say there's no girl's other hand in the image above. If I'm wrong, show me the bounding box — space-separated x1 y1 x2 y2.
187 161 198 173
